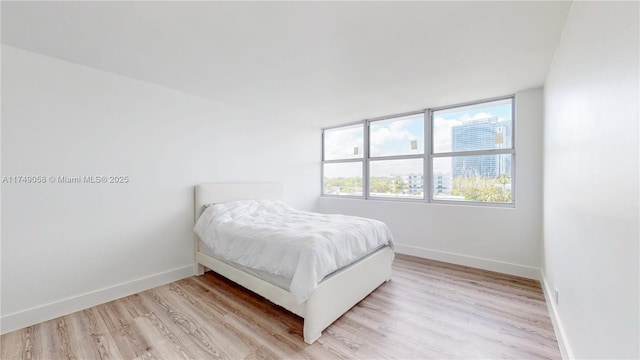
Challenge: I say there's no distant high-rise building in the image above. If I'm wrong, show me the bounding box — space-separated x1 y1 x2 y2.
451 117 512 178
402 173 424 194
433 172 451 195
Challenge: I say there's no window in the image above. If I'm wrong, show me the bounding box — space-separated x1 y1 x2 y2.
322 124 364 196
369 113 424 199
322 96 515 206
431 97 514 204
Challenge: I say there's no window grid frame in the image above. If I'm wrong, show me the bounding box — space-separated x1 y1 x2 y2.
321 95 516 207
367 110 426 201
321 123 366 199
429 95 516 207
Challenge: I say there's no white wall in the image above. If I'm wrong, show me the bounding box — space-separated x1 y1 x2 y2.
543 2 639 359
318 87 544 278
0 45 320 333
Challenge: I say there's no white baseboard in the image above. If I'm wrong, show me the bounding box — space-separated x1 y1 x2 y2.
394 244 541 280
1 265 193 334
540 272 573 360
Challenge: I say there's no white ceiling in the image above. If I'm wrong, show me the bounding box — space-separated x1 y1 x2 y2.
1 1 571 127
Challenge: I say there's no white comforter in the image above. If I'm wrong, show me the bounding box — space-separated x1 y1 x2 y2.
193 200 394 304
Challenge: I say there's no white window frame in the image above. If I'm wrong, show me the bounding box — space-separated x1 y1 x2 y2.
321 95 516 207
429 96 515 207
321 121 366 199
367 110 426 202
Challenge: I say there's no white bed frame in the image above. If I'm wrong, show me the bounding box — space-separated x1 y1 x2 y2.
194 182 393 344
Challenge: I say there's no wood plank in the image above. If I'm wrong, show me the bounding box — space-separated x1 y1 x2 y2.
96 300 156 360
0 255 561 359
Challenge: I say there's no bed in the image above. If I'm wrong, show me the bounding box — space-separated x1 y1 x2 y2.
193 182 394 344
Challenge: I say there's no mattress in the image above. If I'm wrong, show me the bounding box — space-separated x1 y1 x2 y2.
199 240 293 290
199 240 389 291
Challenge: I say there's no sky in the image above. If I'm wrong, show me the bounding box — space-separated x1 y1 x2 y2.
324 99 512 179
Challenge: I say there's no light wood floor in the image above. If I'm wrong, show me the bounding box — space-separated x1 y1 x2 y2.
1 254 561 359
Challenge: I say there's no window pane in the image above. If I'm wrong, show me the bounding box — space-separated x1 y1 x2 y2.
369 159 424 199
370 114 424 157
323 162 363 196
433 98 512 154
432 155 512 203
323 124 364 161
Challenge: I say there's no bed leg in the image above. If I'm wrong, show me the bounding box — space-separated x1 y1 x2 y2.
195 263 205 276
385 277 392 283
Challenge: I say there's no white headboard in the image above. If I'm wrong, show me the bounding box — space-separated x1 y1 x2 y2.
194 182 283 221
